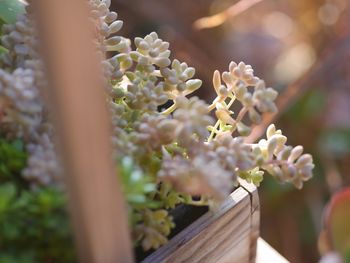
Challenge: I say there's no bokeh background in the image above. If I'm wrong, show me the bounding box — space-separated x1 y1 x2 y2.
112 0 350 262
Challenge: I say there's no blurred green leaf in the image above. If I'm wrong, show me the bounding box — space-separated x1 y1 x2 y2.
0 253 36 263
286 89 326 121
325 188 350 260
263 174 294 197
0 183 75 262
0 45 8 55
0 183 16 213
300 205 316 244
0 139 27 184
119 156 159 210
346 249 350 263
319 128 350 157
0 0 25 24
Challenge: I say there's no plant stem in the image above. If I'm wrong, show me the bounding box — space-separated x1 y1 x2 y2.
208 120 220 142
207 97 220 112
207 95 237 142
236 106 248 123
227 94 236 108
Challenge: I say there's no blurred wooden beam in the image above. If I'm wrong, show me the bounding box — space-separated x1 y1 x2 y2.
32 1 134 262
193 0 264 30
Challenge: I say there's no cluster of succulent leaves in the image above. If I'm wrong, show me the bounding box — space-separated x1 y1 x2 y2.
0 139 75 263
102 0 314 250
0 0 25 55
0 2 76 262
0 0 315 259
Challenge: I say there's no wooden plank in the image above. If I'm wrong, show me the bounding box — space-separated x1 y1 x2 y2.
239 179 260 263
32 1 134 263
143 187 253 263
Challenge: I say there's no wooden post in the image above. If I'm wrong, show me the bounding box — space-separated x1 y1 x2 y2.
32 1 134 262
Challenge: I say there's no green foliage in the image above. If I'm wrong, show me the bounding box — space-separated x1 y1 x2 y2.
0 139 27 180
319 128 350 157
0 182 75 263
0 45 8 55
0 0 25 55
0 0 314 256
0 0 25 24
345 249 350 263
118 157 178 250
286 89 326 121
119 156 159 211
239 168 264 186
325 188 350 261
0 138 74 262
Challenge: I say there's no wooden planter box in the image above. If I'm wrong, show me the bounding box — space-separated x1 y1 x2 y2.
142 180 260 263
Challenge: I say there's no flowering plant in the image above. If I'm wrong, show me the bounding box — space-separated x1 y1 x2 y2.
0 0 314 261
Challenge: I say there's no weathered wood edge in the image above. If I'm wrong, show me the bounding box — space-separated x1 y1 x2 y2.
238 179 260 263
142 186 255 263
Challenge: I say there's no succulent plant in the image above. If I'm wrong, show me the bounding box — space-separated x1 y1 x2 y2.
0 0 315 259
319 188 350 263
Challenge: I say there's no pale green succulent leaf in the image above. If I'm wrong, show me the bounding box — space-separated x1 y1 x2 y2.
0 0 25 24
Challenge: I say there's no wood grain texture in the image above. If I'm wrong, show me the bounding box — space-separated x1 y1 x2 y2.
32 1 134 262
143 184 259 263
239 179 260 262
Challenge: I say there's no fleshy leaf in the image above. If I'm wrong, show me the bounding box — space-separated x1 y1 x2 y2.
324 188 350 259
0 45 8 55
0 0 25 24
